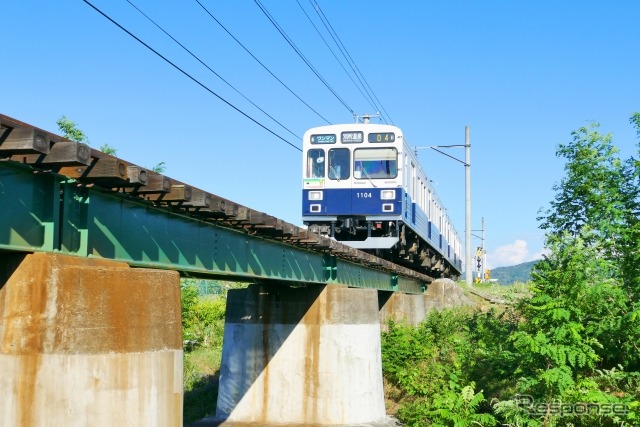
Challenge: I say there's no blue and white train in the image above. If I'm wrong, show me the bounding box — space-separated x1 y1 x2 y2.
302 121 462 278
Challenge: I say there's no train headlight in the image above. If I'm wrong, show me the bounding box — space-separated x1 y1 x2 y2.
380 190 395 200
308 191 323 201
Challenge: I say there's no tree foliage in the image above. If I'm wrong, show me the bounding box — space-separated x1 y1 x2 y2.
510 114 640 425
383 114 640 427
539 123 626 249
382 310 502 426
181 279 227 348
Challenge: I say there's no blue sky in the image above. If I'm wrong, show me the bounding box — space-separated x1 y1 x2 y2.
4 1 639 268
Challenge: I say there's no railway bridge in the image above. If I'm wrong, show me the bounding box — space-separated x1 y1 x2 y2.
0 114 466 426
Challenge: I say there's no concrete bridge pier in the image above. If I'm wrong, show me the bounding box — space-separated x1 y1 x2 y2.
0 252 183 427
378 290 427 329
214 283 392 426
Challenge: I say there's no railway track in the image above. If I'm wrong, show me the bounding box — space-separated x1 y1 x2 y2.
0 113 433 284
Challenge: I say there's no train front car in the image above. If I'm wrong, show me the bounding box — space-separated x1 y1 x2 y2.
302 123 462 278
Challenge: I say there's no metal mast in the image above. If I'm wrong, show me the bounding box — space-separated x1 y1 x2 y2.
465 126 472 286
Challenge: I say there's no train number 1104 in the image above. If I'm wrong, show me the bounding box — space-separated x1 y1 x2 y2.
356 192 372 198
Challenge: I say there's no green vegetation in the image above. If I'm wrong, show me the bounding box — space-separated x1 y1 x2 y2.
55 115 165 170
382 114 640 426
152 161 167 173
382 310 501 427
56 115 89 144
181 279 248 424
57 115 117 155
181 279 226 423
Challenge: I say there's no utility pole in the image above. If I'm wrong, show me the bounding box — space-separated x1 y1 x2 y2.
414 127 472 285
482 216 486 281
465 126 472 287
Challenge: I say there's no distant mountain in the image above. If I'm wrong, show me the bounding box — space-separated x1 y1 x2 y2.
490 260 539 284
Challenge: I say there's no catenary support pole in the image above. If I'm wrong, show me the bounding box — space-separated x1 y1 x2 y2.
482 216 486 282
465 126 472 286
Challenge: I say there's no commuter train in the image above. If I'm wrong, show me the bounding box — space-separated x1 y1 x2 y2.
302 121 462 278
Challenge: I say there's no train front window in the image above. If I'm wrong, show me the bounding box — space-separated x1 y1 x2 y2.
306 149 325 178
328 148 350 180
353 148 398 179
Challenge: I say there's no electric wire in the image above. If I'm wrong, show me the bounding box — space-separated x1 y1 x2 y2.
294 0 378 116
308 0 385 123
125 0 299 140
301 0 380 120
193 0 331 125
82 0 302 152
252 0 355 117
310 0 395 125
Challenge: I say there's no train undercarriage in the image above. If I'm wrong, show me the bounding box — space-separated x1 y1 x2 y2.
306 216 459 279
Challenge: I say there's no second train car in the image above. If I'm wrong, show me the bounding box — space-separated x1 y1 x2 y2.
302 121 462 278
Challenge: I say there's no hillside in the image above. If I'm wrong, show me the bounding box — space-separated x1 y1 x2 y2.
490 260 539 284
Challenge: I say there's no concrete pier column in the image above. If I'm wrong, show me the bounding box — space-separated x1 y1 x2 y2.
424 278 473 311
378 291 427 329
0 253 183 427
215 283 389 426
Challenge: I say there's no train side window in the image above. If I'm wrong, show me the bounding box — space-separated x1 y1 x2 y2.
306 149 325 178
411 162 416 198
328 148 350 180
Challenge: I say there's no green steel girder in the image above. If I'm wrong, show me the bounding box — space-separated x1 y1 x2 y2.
0 162 425 293
0 162 61 252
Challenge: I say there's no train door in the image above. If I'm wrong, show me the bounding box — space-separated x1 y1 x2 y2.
303 148 326 216
403 154 409 220
326 147 352 213
410 161 416 224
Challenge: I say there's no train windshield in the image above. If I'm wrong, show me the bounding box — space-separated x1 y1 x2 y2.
328 148 350 180
353 148 398 179
306 149 325 178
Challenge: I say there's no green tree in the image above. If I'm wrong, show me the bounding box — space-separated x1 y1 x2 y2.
180 280 200 332
538 122 627 252
618 114 640 297
511 232 611 397
504 114 640 426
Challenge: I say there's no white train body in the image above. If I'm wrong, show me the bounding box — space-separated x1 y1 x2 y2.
302 123 462 277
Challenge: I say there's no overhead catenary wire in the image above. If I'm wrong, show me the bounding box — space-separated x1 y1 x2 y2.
252 0 355 117
125 0 299 141
82 0 301 152
294 0 379 116
193 0 332 125
309 0 395 125
309 0 388 123
302 0 381 120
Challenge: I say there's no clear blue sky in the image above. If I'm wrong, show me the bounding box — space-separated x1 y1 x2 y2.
4 1 639 268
